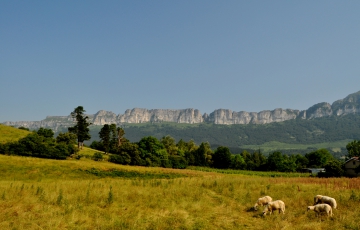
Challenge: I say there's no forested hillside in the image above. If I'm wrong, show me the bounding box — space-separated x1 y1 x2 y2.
83 114 360 155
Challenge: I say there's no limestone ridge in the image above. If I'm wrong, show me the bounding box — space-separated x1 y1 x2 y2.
3 91 360 130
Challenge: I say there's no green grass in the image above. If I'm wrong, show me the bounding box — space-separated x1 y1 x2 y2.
241 140 352 153
0 154 190 181
0 124 30 144
2 123 360 229
188 166 310 177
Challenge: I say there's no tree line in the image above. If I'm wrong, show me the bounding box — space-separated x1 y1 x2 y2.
91 113 360 153
90 123 349 176
0 127 78 159
90 116 360 177
0 106 88 159
2 106 360 177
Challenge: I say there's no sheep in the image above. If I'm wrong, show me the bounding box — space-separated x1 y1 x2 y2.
262 200 285 216
314 195 337 209
254 196 273 211
307 204 333 217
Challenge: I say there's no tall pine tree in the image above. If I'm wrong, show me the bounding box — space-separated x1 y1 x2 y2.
68 106 91 149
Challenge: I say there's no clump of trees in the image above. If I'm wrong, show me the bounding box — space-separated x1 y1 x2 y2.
0 105 93 160
0 127 78 159
90 123 349 174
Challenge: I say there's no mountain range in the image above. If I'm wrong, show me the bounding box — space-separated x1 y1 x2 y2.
3 91 360 131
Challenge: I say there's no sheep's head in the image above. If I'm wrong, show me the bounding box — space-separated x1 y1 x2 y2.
314 195 322 205
313 199 318 205
262 205 269 216
254 204 258 211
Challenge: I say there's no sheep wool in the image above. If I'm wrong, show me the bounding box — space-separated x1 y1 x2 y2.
314 195 337 209
262 200 285 216
307 204 333 217
254 196 273 211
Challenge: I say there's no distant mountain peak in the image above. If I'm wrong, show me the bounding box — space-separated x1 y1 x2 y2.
3 91 360 130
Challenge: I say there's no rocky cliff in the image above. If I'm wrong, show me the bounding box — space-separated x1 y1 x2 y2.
3 91 360 130
206 108 300 124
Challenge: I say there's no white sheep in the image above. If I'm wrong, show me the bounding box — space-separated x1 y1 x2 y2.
314 195 337 209
254 196 273 211
262 200 285 216
307 204 333 217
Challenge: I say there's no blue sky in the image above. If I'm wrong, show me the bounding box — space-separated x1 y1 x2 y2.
1 0 360 122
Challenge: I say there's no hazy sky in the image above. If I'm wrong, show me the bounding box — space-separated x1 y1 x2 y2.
1 0 360 122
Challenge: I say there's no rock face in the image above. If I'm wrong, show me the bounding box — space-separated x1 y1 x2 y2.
3 91 360 130
116 108 203 124
206 108 300 124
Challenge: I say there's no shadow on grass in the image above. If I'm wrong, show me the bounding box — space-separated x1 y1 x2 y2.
245 207 255 212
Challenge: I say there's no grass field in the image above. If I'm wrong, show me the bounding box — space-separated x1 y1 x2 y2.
1 125 360 229
0 124 30 144
1 154 360 230
241 140 351 153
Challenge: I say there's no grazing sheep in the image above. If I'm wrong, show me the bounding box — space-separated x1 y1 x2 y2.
262 200 285 216
307 204 333 217
314 195 337 209
254 196 273 211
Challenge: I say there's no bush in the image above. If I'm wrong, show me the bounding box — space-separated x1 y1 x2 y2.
169 155 188 169
109 153 131 164
92 152 104 161
322 160 344 177
1 133 75 160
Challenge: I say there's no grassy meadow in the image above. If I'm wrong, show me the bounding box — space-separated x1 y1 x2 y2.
0 124 30 144
1 124 360 229
1 154 360 230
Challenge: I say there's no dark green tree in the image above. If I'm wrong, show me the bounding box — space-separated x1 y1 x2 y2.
323 160 344 177
68 106 91 149
37 128 54 138
161 135 178 156
251 151 267 171
99 124 111 154
89 140 104 151
138 136 167 166
212 146 232 169
266 152 297 172
346 140 360 159
240 150 255 170
192 142 212 166
116 127 126 148
6 133 75 159
176 139 188 152
56 132 77 145
109 124 117 150
305 148 334 168
118 142 143 165
266 151 285 171
291 154 309 171
231 154 246 169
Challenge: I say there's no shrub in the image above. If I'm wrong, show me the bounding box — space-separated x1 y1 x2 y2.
169 155 188 169
92 152 104 161
109 153 131 164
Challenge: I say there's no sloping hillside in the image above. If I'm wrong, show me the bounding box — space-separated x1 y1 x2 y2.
0 124 30 144
0 124 102 158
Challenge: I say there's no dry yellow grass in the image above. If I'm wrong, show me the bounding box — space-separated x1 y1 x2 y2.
0 124 30 144
1 155 360 229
